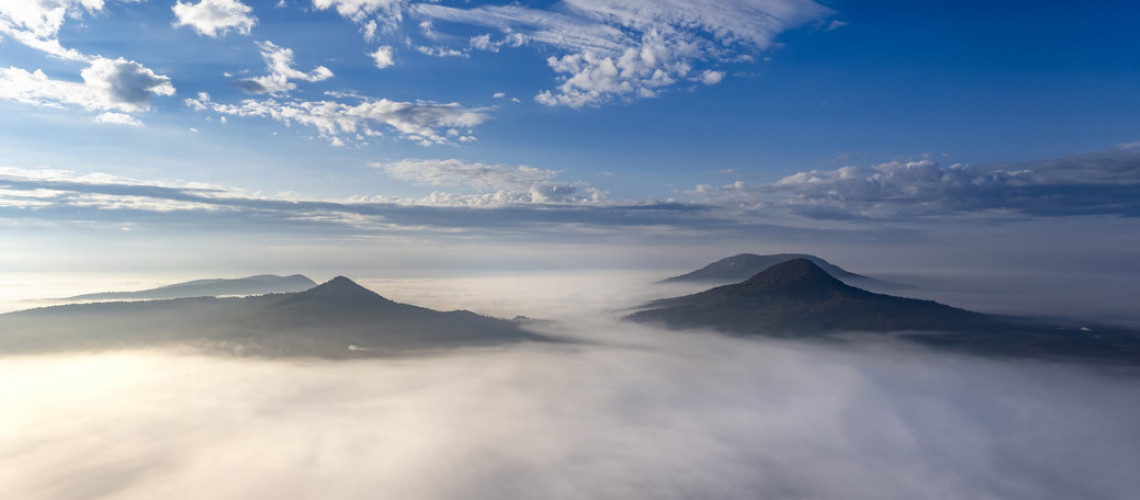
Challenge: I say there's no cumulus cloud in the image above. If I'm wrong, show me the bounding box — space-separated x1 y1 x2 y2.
172 0 257 37
377 158 606 204
412 0 832 107
700 69 726 85
370 45 395 68
0 0 130 60
185 91 487 145
0 57 175 115
235 41 334 95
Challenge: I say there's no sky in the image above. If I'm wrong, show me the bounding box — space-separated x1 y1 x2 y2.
1 0 1140 291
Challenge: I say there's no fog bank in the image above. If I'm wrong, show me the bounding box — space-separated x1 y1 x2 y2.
3 323 1138 499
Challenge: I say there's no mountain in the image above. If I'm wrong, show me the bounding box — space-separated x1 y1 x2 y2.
661 253 899 288
631 259 1140 364
1 277 547 358
61 274 318 301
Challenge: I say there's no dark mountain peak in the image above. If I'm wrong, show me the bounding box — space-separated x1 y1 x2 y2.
734 258 849 296
278 276 391 307
661 252 868 284
314 276 377 296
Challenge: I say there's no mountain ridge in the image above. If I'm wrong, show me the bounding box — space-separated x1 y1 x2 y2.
60 274 318 301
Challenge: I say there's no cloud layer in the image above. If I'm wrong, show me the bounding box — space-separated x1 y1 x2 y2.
0 165 715 235
2 318 1138 499
693 150 1140 220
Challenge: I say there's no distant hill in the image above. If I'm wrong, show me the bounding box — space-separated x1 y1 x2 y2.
632 259 1140 364
3 276 547 358
661 253 899 288
62 274 318 301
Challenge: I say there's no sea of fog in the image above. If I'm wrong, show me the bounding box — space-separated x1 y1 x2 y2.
3 272 1140 499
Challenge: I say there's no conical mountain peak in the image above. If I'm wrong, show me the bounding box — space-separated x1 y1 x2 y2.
739 258 847 291
313 276 377 295
279 276 390 306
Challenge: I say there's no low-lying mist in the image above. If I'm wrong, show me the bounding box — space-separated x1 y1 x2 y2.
4 330 1139 499
3 273 1138 499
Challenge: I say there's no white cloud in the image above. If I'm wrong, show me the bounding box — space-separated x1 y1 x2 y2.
0 57 175 115
81 57 177 110
370 45 395 69
700 69 725 85
0 0 143 60
492 92 506 99
186 93 491 146
827 19 848 31
412 0 832 107
93 111 143 126
173 0 257 37
413 44 468 58
236 41 334 95
312 0 406 32
376 158 605 205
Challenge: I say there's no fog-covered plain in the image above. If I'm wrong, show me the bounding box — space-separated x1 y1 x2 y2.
3 273 1139 500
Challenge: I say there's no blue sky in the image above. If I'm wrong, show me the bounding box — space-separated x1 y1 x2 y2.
2 0 1139 280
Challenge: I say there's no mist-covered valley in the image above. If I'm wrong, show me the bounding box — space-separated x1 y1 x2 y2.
3 271 1139 500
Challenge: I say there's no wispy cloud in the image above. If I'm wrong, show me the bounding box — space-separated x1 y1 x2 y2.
410 0 833 107
312 0 407 31
184 92 489 146
235 41 334 95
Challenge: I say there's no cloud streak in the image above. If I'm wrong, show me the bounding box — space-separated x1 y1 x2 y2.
184 92 488 146
0 166 722 235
